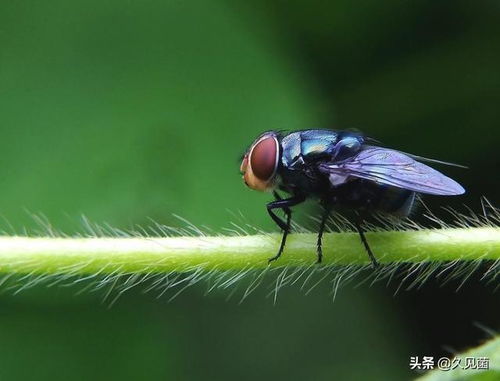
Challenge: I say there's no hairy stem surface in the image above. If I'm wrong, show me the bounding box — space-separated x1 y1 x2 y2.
0 227 497 275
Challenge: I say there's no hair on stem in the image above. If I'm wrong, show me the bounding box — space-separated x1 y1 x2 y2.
0 200 498 304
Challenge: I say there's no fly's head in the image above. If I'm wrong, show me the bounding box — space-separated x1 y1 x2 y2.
240 131 280 192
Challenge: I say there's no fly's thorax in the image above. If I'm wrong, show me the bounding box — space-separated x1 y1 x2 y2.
276 159 331 197
280 131 303 167
278 129 364 194
280 129 364 168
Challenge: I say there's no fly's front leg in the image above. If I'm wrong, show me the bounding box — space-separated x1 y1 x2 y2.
354 218 379 268
267 192 305 263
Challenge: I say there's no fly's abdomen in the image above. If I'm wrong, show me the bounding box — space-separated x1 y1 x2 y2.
374 186 416 217
335 180 417 217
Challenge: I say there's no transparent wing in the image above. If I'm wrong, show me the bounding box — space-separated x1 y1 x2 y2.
319 146 465 195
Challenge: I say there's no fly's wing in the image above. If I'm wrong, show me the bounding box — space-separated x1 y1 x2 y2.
318 146 465 195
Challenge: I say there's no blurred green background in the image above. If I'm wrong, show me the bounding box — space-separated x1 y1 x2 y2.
0 1 498 380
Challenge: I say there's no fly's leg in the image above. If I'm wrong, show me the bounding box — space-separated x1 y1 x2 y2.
354 218 379 268
316 205 331 264
267 192 305 263
270 209 291 264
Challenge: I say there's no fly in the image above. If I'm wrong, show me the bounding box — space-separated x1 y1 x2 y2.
239 129 465 267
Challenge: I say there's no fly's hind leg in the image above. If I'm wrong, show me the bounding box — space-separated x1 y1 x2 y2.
354 217 379 268
266 192 305 263
316 205 331 264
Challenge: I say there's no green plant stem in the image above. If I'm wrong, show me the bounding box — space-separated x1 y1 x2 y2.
0 227 497 275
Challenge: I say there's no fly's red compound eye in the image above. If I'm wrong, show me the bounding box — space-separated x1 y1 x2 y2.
250 136 278 181
241 133 279 192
